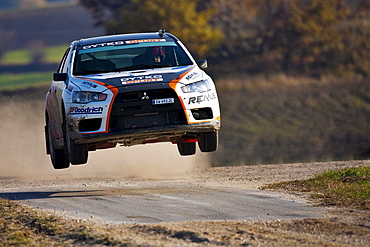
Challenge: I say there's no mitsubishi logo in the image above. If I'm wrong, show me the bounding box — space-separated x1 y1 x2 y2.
141 92 150 100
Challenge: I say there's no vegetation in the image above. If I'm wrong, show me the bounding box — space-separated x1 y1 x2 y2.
263 166 370 209
0 198 130 246
0 72 51 91
0 44 66 65
80 0 222 58
213 75 370 166
80 0 369 77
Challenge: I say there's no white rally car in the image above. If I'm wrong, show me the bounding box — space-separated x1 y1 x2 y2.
45 30 221 169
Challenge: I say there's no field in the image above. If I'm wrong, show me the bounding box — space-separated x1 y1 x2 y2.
0 72 52 91
0 44 67 90
1 72 369 166
214 74 370 166
0 44 67 65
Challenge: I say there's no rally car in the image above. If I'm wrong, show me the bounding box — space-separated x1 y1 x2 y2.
45 30 221 169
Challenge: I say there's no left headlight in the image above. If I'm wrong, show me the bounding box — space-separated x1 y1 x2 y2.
181 79 211 93
72 92 107 103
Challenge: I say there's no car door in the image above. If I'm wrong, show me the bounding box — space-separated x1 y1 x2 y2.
46 47 71 140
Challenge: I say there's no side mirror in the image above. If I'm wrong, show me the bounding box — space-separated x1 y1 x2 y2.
196 59 208 69
53 73 67 82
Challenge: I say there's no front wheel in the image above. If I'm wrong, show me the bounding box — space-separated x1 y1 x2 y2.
177 140 196 156
64 121 88 165
198 131 218 152
46 123 70 169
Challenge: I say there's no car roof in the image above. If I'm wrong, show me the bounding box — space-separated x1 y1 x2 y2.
75 32 178 47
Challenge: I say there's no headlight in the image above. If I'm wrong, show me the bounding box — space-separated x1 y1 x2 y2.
72 92 107 103
181 79 211 93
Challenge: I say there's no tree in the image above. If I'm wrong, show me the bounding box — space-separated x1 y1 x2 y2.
196 0 259 57
80 0 368 76
80 0 222 58
79 0 131 27
207 0 350 74
272 0 348 73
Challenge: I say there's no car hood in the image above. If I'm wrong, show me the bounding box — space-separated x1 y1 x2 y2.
74 65 202 89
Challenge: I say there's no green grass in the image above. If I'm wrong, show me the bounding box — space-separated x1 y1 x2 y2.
1 49 32 65
263 166 370 209
43 45 68 64
0 72 52 91
1 45 67 65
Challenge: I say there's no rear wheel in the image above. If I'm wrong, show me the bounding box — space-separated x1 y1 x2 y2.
64 120 88 165
47 123 70 169
198 131 218 152
177 139 196 156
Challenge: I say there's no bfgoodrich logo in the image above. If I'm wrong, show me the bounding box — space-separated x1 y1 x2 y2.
69 107 103 115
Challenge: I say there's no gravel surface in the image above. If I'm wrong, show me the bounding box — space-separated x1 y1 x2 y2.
2 160 370 246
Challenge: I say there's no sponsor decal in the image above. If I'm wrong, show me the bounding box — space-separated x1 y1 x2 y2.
185 72 199 80
152 98 174 105
82 39 166 50
126 39 166 44
82 41 125 50
188 93 217 104
69 106 103 115
82 81 98 88
121 75 163 84
66 85 73 92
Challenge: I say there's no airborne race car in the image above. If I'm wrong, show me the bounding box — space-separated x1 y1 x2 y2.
45 30 221 169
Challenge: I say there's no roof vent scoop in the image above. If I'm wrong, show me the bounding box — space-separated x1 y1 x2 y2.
158 29 166 37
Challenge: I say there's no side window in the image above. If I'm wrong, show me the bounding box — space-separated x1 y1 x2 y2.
57 47 71 73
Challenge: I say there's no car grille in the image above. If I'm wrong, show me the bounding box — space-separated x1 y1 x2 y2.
109 89 186 132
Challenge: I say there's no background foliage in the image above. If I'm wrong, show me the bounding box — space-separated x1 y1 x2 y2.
80 0 369 77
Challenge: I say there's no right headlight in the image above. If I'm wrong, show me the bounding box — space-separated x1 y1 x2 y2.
72 92 107 104
181 79 211 93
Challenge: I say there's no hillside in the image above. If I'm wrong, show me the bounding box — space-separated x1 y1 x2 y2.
213 76 370 166
2 75 369 167
0 4 103 50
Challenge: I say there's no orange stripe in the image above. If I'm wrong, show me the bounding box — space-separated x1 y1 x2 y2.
76 77 118 133
169 67 195 124
169 67 220 125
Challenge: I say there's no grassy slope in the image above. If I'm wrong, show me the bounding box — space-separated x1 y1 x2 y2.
263 166 370 209
0 45 66 91
0 72 52 91
1 45 67 65
213 75 370 166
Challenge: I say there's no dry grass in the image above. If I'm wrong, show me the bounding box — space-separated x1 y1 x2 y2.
0 198 135 246
213 74 370 166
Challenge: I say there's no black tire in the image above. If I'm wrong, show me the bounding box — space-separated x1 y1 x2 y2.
198 131 218 152
64 122 88 165
177 140 196 156
47 123 70 169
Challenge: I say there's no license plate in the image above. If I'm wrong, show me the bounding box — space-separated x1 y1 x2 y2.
152 98 174 105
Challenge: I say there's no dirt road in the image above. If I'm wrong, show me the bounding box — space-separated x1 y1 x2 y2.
0 168 323 224
1 160 370 246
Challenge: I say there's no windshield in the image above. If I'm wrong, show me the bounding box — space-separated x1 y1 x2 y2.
73 40 193 75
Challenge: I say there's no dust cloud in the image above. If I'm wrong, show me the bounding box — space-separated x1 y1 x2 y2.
0 97 211 181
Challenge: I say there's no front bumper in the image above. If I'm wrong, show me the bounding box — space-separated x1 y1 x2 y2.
69 120 220 146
